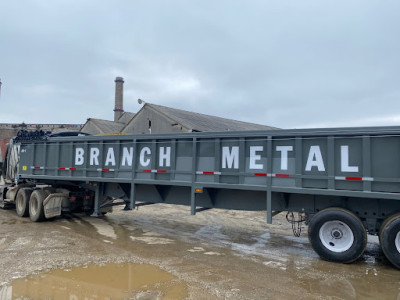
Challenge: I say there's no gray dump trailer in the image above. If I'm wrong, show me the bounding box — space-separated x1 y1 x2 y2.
1 127 400 269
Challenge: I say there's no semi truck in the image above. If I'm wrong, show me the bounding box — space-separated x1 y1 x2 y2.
1 127 400 269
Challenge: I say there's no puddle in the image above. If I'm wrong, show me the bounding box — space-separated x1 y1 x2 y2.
1 263 188 300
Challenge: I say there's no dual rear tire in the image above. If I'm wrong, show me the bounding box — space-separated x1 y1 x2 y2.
29 190 48 222
15 188 47 222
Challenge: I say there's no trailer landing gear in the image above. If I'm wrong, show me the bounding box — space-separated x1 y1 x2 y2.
308 207 367 264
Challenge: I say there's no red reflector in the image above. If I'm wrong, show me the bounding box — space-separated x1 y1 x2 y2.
143 169 152 173
254 173 267 177
157 170 167 173
345 177 362 181
276 174 290 178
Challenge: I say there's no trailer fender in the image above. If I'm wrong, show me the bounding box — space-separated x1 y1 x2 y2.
43 193 67 219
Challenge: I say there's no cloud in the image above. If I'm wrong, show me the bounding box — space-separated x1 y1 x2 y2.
0 0 399 129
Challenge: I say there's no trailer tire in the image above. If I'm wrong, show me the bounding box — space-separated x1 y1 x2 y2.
379 213 400 269
308 207 367 264
15 188 32 217
29 190 47 222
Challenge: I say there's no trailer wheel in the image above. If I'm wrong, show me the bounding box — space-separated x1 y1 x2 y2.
379 213 400 269
15 188 32 217
29 190 47 222
308 207 367 263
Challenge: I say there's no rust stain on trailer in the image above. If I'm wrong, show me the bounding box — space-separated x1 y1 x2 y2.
5 263 188 300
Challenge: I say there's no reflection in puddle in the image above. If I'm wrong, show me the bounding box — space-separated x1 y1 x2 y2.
2 263 188 300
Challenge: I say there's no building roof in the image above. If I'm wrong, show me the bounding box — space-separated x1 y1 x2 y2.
81 118 125 135
117 112 136 124
83 103 277 135
140 103 278 132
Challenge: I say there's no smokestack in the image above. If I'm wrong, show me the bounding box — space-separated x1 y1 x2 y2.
114 77 124 121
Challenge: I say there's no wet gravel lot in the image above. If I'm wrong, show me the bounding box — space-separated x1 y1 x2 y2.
1 204 400 299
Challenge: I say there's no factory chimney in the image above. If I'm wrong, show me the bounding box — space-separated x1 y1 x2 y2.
114 77 124 121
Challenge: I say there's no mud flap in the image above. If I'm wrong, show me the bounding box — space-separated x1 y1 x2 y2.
43 193 67 219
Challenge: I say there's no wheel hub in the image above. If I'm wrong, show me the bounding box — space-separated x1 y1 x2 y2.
319 221 354 253
331 228 343 239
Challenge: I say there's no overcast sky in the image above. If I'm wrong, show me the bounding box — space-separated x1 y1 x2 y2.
0 1 399 129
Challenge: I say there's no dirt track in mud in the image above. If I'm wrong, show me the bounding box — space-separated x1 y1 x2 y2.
1 204 400 299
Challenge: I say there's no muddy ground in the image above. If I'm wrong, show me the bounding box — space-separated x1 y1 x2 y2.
0 204 400 299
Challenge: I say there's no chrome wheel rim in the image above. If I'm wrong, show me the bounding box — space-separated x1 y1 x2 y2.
319 221 354 253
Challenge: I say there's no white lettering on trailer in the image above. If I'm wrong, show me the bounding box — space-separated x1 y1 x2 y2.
249 146 263 170
305 146 325 171
121 147 133 167
75 148 84 165
90 148 100 166
222 146 239 169
70 143 361 175
341 145 359 173
159 147 171 167
140 147 151 167
276 146 293 170
105 148 116 166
